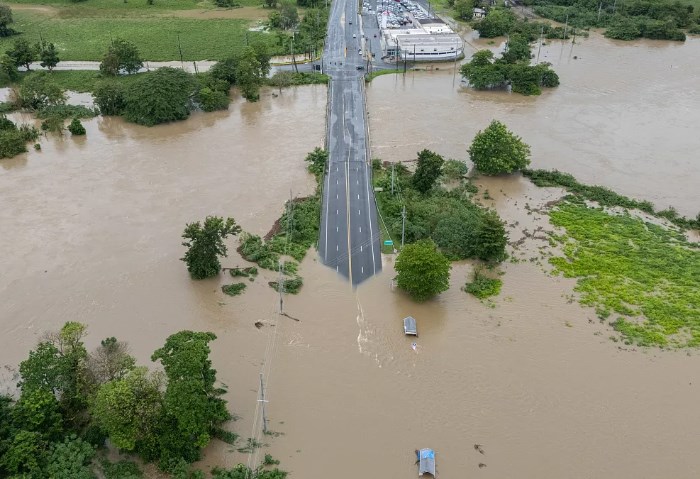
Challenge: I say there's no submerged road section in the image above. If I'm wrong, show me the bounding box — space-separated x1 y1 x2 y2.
319 0 382 285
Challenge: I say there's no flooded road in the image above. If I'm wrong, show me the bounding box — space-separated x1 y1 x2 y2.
1 33 700 479
367 34 700 216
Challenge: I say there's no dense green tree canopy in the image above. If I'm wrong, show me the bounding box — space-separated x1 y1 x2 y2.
151 331 230 463
123 67 198 126
395 239 451 301
468 120 531 175
92 367 163 452
0 4 14 37
181 216 241 279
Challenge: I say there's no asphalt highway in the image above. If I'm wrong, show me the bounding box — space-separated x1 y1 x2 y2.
318 0 382 285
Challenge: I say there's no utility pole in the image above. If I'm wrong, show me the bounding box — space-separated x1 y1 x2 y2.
177 34 184 68
564 13 569 39
536 25 543 64
401 206 406 248
391 163 395 195
597 2 602 22
258 373 269 434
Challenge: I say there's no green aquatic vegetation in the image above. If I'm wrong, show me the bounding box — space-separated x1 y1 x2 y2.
548 201 700 348
222 282 247 296
464 269 503 299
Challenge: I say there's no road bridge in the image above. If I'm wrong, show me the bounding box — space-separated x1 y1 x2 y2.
318 0 382 285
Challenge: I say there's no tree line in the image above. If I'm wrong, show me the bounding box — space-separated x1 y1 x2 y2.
525 0 698 41
0 323 236 477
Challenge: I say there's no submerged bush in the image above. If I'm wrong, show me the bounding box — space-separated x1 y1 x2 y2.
464 269 502 299
68 118 86 135
222 283 247 296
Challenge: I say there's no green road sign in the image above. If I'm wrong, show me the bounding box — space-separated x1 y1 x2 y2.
383 240 394 246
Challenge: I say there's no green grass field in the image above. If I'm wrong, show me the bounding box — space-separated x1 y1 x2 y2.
0 12 275 60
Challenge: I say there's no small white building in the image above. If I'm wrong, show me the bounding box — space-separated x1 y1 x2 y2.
473 7 487 19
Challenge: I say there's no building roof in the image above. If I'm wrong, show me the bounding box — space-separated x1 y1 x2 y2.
417 17 445 24
395 33 462 47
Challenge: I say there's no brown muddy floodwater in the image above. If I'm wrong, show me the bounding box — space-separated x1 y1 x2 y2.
367 34 700 217
1 33 700 479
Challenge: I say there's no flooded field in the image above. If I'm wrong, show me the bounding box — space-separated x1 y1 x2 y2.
1 32 700 479
367 34 700 217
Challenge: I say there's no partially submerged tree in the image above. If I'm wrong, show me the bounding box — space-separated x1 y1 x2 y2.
18 72 66 110
395 239 451 301
181 216 241 279
151 331 230 464
412 149 444 194
468 120 531 175
123 67 197 126
92 81 126 116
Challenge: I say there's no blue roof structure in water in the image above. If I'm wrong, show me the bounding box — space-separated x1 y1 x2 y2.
418 448 436 476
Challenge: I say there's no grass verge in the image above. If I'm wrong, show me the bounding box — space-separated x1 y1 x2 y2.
548 199 700 348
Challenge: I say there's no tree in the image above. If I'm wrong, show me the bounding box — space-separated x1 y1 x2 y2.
181 216 241 279
279 1 299 29
11 388 64 441
197 87 229 112
468 120 531 175
45 435 96 479
474 210 508 262
151 331 230 464
18 72 66 110
86 337 136 385
395 239 451 301
8 38 36 70
433 208 483 259
39 41 60 71
0 430 46 475
454 0 474 20
68 118 86 135
0 53 18 80
263 0 277 7
304 147 327 177
18 322 89 428
123 67 198 126
0 4 15 37
269 70 295 93
93 81 126 116
473 8 516 38
100 38 143 76
235 47 263 101
412 149 445 193
92 367 163 453
210 56 238 85
500 34 530 64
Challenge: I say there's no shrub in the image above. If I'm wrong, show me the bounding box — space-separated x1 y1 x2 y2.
468 120 531 175
197 87 229 112
93 81 126 116
67 118 86 135
18 72 66 110
222 283 247 296
268 276 303 294
100 39 143 75
464 268 502 299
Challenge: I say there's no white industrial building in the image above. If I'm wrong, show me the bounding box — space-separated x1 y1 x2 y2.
380 11 464 61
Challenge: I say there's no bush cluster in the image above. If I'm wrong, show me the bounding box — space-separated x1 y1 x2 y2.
0 116 39 158
375 151 508 262
464 268 503 299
